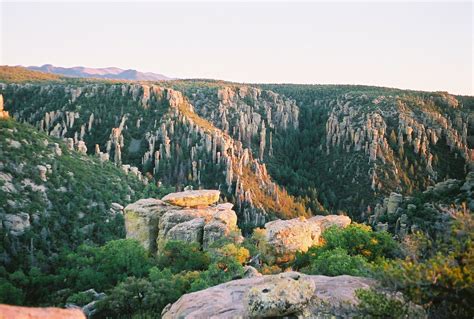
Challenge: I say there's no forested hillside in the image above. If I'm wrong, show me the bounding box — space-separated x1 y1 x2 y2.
1 67 472 228
0 66 472 318
0 119 165 273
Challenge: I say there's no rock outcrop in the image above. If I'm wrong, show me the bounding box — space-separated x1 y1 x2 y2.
162 272 375 318
0 304 85 319
264 215 351 263
2 212 31 236
246 272 315 317
0 94 8 119
162 189 220 207
124 190 241 253
124 198 169 252
386 192 403 215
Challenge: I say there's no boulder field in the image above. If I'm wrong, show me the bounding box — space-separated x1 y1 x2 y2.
162 272 375 318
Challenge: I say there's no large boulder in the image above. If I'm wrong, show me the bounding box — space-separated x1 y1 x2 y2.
123 199 168 252
161 272 375 318
264 215 351 263
0 304 85 319
125 192 240 253
245 272 315 317
162 189 220 207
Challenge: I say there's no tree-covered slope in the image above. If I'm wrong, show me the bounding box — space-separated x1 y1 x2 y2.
0 71 309 231
0 119 159 272
1 66 471 228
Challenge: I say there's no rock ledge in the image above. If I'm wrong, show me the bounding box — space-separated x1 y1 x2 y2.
162 189 220 207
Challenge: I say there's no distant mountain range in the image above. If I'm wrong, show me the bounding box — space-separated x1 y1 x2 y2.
27 64 172 81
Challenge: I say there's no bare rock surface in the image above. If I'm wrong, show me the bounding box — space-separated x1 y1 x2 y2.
0 304 86 319
264 215 351 262
162 272 375 319
123 198 169 252
2 212 31 236
245 272 315 317
162 189 220 207
125 191 240 253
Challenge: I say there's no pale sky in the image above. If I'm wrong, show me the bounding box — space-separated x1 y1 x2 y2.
1 1 473 95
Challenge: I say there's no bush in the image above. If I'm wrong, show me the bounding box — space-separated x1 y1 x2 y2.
304 247 369 276
322 224 399 262
156 241 210 273
98 277 155 318
0 279 25 305
376 211 474 318
294 223 399 275
356 288 419 318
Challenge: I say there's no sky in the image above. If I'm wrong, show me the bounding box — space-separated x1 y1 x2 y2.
1 1 473 95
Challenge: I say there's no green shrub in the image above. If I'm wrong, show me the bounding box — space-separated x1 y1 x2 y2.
294 223 399 275
304 247 369 276
156 241 210 273
0 279 25 305
356 289 415 318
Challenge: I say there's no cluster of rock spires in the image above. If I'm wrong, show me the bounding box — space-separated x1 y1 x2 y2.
1 81 471 228
325 94 472 187
321 91 472 216
370 171 474 238
1 83 305 228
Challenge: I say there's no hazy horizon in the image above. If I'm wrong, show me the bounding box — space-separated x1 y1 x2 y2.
1 1 472 95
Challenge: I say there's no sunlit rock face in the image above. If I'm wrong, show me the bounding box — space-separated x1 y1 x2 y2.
123 198 168 252
162 272 375 319
0 94 9 119
124 191 241 253
0 304 86 319
264 215 351 263
162 189 220 207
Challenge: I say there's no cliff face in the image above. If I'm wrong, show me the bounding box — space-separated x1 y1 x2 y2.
1 80 471 228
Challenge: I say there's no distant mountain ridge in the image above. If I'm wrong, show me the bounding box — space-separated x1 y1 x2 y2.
27 64 172 81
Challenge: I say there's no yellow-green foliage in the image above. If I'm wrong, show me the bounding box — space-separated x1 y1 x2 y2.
0 66 62 83
377 211 473 317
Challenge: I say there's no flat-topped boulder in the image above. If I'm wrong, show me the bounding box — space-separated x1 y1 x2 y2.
124 192 240 253
265 215 351 263
162 272 375 318
161 189 220 207
0 304 85 319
